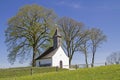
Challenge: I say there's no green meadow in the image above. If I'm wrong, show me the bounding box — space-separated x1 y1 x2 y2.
0 65 120 80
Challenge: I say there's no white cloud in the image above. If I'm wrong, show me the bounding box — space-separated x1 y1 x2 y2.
59 1 65 5
56 1 81 9
71 4 80 9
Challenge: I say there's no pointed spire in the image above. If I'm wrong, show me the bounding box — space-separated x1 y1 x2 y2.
53 25 62 49
53 27 61 37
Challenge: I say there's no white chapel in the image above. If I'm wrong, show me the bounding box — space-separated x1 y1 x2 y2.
36 28 69 68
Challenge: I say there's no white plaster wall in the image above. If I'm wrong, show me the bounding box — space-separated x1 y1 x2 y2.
36 58 52 66
40 58 52 64
36 60 40 67
52 46 69 68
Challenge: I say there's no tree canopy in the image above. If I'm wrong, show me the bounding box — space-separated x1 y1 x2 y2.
58 17 85 65
106 52 120 64
5 5 56 66
89 28 107 67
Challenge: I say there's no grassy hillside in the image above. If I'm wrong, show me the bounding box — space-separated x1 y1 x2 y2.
0 67 65 78
0 65 120 80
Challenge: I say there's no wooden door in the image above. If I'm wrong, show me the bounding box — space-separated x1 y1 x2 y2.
60 60 63 68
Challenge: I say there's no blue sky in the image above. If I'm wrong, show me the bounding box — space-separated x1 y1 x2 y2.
0 0 120 68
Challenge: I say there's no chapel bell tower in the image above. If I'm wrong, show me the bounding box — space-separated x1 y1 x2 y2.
53 28 62 49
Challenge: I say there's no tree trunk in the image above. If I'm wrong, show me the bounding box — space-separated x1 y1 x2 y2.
91 47 96 67
32 58 36 67
85 52 88 68
69 51 74 68
32 47 36 67
91 53 95 67
69 57 72 68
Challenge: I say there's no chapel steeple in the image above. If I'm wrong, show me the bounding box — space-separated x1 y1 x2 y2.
53 28 62 49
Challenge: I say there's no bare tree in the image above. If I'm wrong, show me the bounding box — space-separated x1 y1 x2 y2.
5 5 56 67
57 17 85 65
89 28 106 67
79 30 90 67
106 52 120 65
